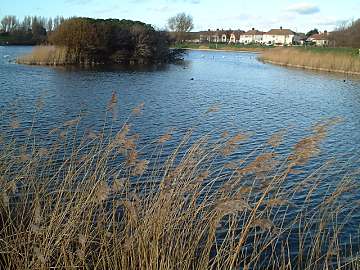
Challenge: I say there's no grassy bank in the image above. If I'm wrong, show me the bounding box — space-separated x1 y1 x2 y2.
0 34 38 46
174 42 269 52
1 98 360 269
260 47 360 75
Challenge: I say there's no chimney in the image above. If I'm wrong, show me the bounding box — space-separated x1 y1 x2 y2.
324 30 328 36
280 26 283 30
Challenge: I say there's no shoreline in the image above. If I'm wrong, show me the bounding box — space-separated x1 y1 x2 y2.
261 59 360 76
182 47 360 76
177 47 264 53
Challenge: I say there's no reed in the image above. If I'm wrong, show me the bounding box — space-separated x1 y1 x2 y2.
16 46 69 65
260 47 360 75
0 99 359 269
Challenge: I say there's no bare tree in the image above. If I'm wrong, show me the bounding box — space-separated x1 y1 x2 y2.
47 18 53 32
1 16 17 32
330 19 360 48
9 16 18 31
167 13 194 42
22 16 32 31
1 17 8 32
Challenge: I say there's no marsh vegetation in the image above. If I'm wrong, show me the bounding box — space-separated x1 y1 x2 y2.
260 47 360 75
1 97 359 269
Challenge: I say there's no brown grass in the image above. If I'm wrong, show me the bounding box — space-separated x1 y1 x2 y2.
0 98 359 269
260 48 360 75
16 46 69 65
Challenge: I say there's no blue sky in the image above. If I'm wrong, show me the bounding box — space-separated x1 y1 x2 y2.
1 0 359 32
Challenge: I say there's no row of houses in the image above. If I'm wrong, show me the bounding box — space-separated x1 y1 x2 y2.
189 27 330 46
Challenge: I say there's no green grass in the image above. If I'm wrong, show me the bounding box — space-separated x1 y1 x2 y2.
173 42 201 49
295 46 360 56
0 35 12 43
173 42 270 52
0 35 36 45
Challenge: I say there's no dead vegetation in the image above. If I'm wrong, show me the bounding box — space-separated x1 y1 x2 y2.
0 96 359 269
260 47 360 75
16 46 69 65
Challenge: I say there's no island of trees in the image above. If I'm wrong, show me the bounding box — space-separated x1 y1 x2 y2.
2 16 182 66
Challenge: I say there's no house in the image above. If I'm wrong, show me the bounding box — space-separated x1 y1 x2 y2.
229 30 245 43
199 30 219 43
294 33 307 45
239 28 264 44
307 31 330 46
212 32 221 43
199 29 231 43
221 30 232 43
263 27 296 46
199 30 210 43
185 32 201 43
221 32 229 43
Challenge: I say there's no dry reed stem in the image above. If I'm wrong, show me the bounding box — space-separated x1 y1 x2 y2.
260 48 360 75
0 109 358 269
17 46 69 66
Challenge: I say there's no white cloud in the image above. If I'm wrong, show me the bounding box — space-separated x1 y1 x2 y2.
286 3 320 15
164 0 200 3
148 5 172 12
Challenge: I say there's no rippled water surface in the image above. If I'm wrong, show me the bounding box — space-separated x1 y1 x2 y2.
1 46 360 238
2 47 360 159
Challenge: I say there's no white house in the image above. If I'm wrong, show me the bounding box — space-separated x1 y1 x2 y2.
229 30 245 43
307 31 330 46
239 28 264 44
229 33 237 43
263 27 296 46
199 29 233 43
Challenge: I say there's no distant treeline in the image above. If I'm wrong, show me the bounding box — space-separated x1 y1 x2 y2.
331 19 360 48
0 15 65 45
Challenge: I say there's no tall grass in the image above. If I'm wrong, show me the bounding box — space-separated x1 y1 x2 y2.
16 46 70 65
260 47 360 75
0 99 360 269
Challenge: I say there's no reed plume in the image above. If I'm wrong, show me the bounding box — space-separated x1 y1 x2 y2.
0 106 358 270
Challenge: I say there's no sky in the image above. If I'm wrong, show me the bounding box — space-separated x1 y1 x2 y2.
1 0 359 33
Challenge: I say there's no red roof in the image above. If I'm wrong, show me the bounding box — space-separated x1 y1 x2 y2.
243 29 264 35
265 29 295 35
309 33 329 41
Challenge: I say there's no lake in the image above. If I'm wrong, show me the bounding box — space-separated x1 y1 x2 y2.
1 46 360 250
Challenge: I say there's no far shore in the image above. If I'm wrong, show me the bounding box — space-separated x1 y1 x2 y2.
178 45 360 76
178 47 264 53
262 59 360 76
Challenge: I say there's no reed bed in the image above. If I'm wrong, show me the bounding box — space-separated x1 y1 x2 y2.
260 48 360 75
0 98 360 269
16 46 69 65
